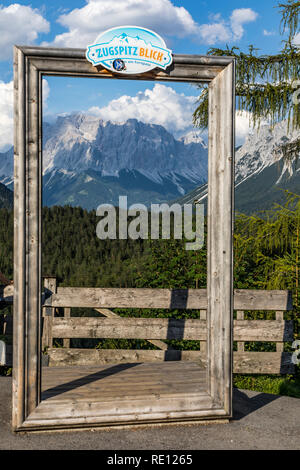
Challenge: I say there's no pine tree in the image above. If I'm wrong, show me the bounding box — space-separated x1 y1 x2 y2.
234 191 300 338
193 0 300 160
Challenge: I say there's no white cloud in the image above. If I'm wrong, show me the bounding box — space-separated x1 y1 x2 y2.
44 0 198 48
0 79 50 151
88 85 262 145
294 33 300 47
45 0 257 48
198 8 257 45
198 23 231 45
263 29 275 37
42 79 50 109
230 8 258 41
235 111 253 145
0 81 13 151
235 110 268 146
0 4 49 61
88 83 197 135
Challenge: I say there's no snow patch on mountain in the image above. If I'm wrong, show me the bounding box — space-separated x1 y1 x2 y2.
180 129 207 147
42 114 208 183
235 120 299 186
0 115 210 207
177 120 300 211
0 147 13 185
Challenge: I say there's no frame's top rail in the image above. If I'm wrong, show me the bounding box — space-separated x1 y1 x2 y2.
15 45 235 66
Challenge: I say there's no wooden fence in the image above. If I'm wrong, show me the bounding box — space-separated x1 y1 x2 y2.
0 278 295 374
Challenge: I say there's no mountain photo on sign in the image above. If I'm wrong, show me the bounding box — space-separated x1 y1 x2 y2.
86 26 173 74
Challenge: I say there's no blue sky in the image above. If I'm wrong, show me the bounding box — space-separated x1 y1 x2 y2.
0 0 298 150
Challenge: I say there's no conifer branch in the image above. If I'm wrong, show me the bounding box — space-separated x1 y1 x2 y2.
278 0 300 40
193 1 300 159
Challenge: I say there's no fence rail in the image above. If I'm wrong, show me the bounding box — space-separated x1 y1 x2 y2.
51 317 293 342
0 281 295 374
43 287 292 310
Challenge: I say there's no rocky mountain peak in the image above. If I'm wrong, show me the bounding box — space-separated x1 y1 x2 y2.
41 115 208 180
235 120 299 186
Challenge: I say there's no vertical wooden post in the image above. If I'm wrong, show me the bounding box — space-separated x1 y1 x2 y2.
276 311 284 352
207 61 235 414
26 61 42 416
42 277 57 350
200 310 207 354
237 311 245 352
63 308 71 348
12 45 26 432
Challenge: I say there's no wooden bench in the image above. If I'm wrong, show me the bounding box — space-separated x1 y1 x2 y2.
1 281 294 373
40 279 294 374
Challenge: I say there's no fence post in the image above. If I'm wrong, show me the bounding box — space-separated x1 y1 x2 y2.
276 311 284 352
200 310 207 353
63 308 71 348
237 311 245 352
42 277 57 350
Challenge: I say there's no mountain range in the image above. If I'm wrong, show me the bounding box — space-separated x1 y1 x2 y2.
177 120 300 213
0 115 208 208
0 115 299 213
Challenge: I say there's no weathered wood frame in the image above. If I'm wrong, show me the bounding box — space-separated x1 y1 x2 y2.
13 46 235 431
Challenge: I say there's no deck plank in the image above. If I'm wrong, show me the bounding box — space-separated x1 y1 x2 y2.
26 361 211 430
41 362 207 403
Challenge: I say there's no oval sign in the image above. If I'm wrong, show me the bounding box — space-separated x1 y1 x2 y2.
86 26 173 75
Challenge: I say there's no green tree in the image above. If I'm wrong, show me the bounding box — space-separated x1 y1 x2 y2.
193 0 300 160
235 192 300 301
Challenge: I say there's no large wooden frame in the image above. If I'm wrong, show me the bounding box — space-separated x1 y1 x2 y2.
13 46 235 431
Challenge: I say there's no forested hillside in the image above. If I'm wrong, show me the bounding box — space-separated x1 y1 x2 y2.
0 194 299 299
0 205 206 290
0 182 13 210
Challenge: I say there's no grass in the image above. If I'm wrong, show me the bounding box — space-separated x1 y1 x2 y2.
234 371 300 398
0 366 12 376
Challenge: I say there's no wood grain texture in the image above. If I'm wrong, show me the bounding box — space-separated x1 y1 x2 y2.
21 362 217 430
51 317 293 342
233 352 293 374
46 349 294 374
63 308 71 348
95 308 171 351
27 61 42 415
5 284 292 311
52 317 207 340
42 277 57 350
237 311 245 352
30 57 223 83
43 287 292 310
234 320 293 342
42 362 207 401
47 349 204 367
207 61 235 414
12 46 26 431
48 288 208 309
276 311 284 353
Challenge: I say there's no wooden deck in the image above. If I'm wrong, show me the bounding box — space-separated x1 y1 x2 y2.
21 361 212 430
42 362 207 401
